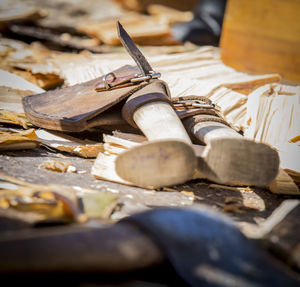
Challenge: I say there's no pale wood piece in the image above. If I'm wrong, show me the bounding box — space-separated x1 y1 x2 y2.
35 130 104 158
92 152 133 186
0 86 33 113
245 84 300 182
112 131 146 143
147 4 193 24
0 69 44 94
93 134 200 188
133 101 192 144
191 121 279 186
115 140 197 189
239 200 300 239
92 134 140 186
0 142 38 150
268 169 300 195
115 101 196 188
220 0 300 82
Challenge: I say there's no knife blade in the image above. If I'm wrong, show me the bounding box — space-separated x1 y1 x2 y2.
117 21 153 76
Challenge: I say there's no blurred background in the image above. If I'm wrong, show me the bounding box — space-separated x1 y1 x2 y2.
0 0 227 51
1 0 299 83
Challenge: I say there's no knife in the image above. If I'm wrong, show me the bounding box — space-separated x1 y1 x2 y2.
108 22 196 189
95 21 160 91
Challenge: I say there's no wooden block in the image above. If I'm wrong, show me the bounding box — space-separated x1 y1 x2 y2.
220 0 300 82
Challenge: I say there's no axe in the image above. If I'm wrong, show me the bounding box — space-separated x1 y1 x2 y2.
22 22 198 188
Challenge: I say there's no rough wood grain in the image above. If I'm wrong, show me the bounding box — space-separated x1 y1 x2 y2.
220 0 300 82
115 140 197 189
185 118 279 186
133 101 192 143
117 79 195 188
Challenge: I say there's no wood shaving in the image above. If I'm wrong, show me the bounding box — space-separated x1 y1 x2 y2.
39 160 76 173
163 187 178 192
0 109 31 128
0 128 39 150
209 184 252 193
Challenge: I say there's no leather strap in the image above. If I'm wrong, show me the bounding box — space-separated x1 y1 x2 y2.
173 96 230 125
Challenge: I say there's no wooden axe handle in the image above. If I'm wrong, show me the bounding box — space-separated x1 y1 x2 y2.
116 81 196 189
133 101 192 143
122 80 191 143
183 115 280 186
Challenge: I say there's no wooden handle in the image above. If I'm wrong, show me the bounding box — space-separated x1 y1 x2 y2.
117 81 197 188
133 101 192 143
186 118 279 186
117 86 197 188
118 102 197 189
191 121 242 144
122 80 191 143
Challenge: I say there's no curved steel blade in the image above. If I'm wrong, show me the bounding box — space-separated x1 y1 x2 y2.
117 21 153 76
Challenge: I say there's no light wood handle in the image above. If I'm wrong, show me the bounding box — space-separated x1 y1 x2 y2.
186 119 279 186
191 121 241 145
133 101 192 144
116 100 196 189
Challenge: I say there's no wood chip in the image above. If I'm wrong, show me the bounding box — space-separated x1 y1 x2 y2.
245 84 300 181
180 190 195 197
0 128 39 150
209 184 252 192
0 69 44 93
163 187 178 192
0 172 120 222
223 204 245 214
39 160 76 173
0 39 63 89
0 0 46 22
0 173 80 222
35 129 104 158
0 109 31 128
0 86 33 113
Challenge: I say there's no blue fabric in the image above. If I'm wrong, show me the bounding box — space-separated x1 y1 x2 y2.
124 206 300 287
